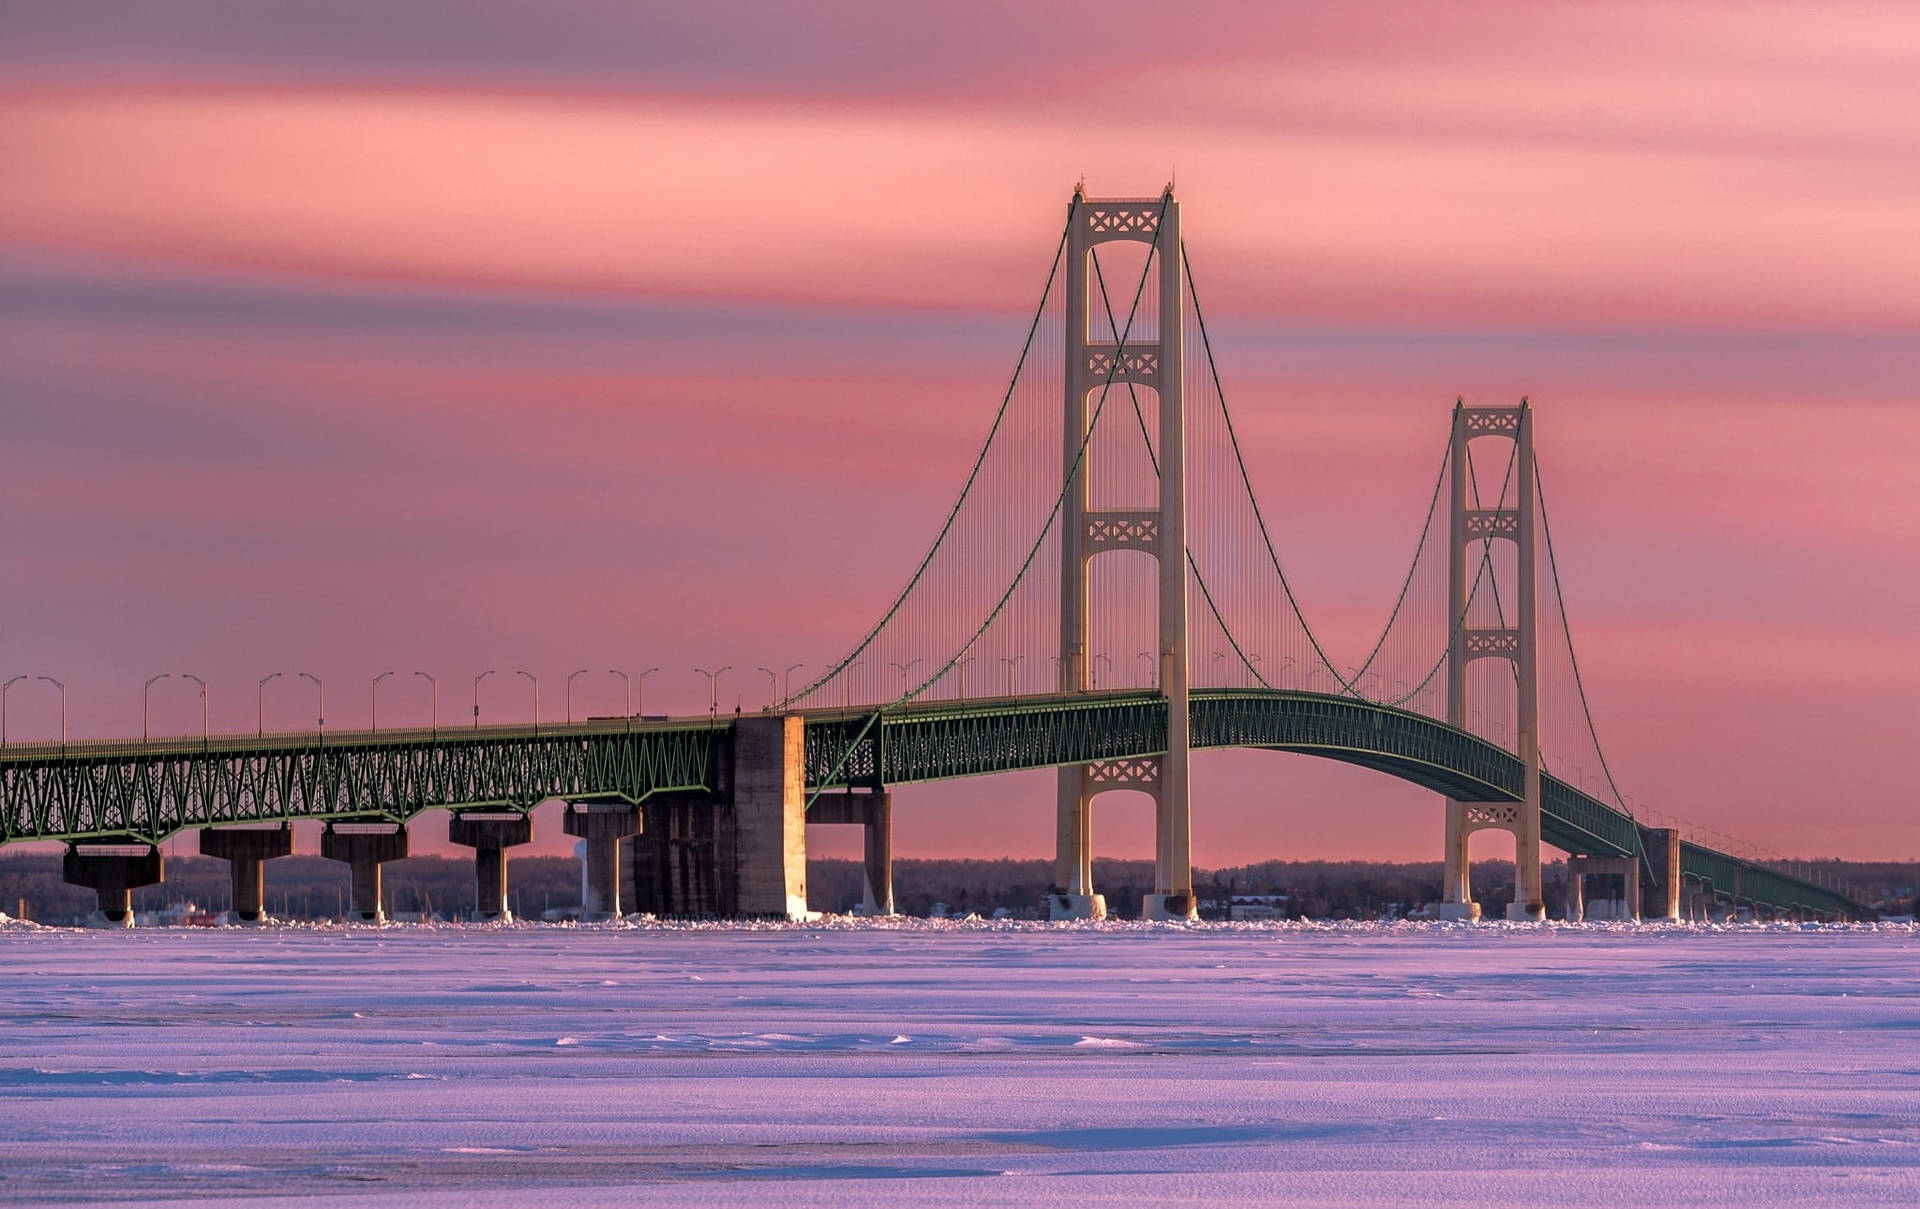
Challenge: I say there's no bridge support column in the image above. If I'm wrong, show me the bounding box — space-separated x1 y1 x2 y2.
1056 189 1192 924
198 824 292 923
449 811 533 921
565 804 640 920
62 842 163 926
1443 399 1545 922
320 822 408 923
1566 855 1640 922
1437 807 1480 920
733 714 807 919
807 790 893 915
1639 826 1682 921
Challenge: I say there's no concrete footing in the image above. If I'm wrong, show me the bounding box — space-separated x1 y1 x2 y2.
198 824 292 923
448 811 533 921
1506 900 1547 922
1047 892 1107 921
564 804 640 920
1435 900 1482 922
62 842 163 926
1567 855 1641 922
320 822 408 923
807 790 893 916
1141 893 1198 921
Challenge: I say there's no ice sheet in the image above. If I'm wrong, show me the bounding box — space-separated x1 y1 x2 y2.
1 921 1916 1206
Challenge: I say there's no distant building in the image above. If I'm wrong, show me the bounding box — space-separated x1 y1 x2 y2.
1228 894 1289 921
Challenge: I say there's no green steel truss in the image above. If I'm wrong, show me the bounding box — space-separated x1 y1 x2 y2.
1 692 1860 918
1 723 722 841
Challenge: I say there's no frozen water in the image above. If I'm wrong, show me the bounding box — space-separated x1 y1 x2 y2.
1 921 1916 1206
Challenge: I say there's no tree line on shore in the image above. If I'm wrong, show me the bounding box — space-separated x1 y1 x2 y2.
4 851 1911 923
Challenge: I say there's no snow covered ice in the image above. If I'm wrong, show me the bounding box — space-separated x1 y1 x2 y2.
1 921 1916 1206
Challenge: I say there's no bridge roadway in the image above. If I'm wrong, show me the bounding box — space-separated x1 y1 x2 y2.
0 688 1859 919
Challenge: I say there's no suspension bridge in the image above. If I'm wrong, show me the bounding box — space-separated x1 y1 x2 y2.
0 189 1863 925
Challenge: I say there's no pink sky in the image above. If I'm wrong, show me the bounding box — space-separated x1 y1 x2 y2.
2 2 1916 865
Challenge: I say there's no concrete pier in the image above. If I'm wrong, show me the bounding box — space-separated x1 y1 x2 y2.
198 824 293 922
62 842 163 926
808 790 893 916
1566 855 1641 922
564 803 639 920
448 811 533 921
1639 827 1682 921
320 822 408 923
732 715 807 919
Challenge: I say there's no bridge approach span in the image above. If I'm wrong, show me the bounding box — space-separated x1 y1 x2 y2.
0 689 1860 919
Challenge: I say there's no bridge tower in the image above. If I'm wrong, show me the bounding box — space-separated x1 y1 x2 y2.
1052 186 1194 921
1438 398 1546 921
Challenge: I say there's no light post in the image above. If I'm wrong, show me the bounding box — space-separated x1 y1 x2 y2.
415 672 439 735
843 660 865 710
1049 655 1065 690
472 669 495 730
637 667 658 719
1137 651 1154 689
1093 653 1111 691
1307 665 1323 690
1247 652 1264 687
516 671 540 735
39 676 66 747
757 666 779 711
890 659 922 698
956 656 977 701
566 668 588 724
180 673 207 747
256 672 281 737
1000 654 1024 695
297 672 324 735
1211 650 1229 683
2 675 26 746
695 666 731 722
371 671 394 733
782 662 804 704
143 674 170 742
609 669 632 730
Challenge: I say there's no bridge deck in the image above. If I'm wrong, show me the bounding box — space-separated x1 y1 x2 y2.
0 690 1860 918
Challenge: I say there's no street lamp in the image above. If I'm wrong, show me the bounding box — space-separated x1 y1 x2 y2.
297 673 324 735
890 659 922 698
608 669 631 730
180 673 207 747
1093 653 1111 691
2 675 26 746
1211 650 1229 683
1137 651 1155 689
1000 654 1025 695
517 671 540 734
415 672 439 734
566 668 589 724
695 666 731 721
39 676 66 747
782 662 805 704
955 656 977 701
472 669 495 730
143 674 171 742
257 672 281 737
757 666 779 711
371 671 394 733
1049 655 1065 690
